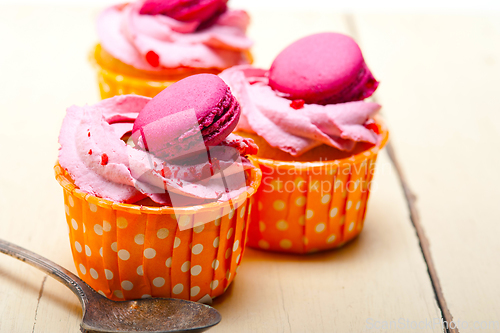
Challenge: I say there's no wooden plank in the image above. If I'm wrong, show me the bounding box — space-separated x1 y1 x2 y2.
355 13 500 332
0 6 442 332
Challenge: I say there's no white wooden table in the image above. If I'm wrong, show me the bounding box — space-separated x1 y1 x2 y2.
0 5 499 333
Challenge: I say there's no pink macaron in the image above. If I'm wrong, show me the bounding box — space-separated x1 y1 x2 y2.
268 32 379 105
132 73 240 160
140 0 228 26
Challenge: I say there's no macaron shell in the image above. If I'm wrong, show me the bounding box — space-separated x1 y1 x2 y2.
140 0 228 23
132 74 240 159
268 32 379 105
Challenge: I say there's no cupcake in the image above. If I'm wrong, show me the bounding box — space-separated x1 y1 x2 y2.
220 33 388 254
92 0 253 99
55 74 261 302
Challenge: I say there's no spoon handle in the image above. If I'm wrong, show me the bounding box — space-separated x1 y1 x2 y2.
0 238 91 307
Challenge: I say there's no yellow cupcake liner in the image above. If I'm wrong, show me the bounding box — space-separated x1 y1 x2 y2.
247 118 389 254
54 160 261 302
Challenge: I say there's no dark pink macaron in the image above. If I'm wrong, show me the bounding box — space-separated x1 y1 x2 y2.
132 74 240 160
140 0 228 26
268 32 379 105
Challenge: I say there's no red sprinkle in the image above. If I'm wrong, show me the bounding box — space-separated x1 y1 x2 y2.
364 122 380 134
146 50 160 67
88 149 92 155
101 153 109 166
290 99 305 110
88 132 91 137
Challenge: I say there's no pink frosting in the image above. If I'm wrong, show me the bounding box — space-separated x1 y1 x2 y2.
219 66 381 156
97 1 252 71
58 95 255 206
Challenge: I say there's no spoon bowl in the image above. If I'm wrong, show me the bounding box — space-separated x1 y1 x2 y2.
0 239 221 333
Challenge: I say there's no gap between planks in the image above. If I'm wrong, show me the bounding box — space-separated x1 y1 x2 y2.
31 275 47 333
343 13 459 333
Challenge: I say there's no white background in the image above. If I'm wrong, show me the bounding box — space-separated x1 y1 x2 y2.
1 0 500 12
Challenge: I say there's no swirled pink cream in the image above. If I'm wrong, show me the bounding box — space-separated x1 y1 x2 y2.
58 95 257 206
97 1 252 71
219 65 381 156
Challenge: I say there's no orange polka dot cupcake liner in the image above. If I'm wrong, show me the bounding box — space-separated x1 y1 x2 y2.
247 118 389 254
91 44 254 99
54 160 261 302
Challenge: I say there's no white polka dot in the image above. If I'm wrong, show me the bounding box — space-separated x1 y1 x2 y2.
173 283 184 295
165 257 172 267
227 228 233 239
79 264 86 275
303 237 309 245
193 224 204 233
64 205 70 216
157 228 169 239
335 180 342 189
321 194 331 204
298 215 305 226
74 241 82 253
226 270 231 280
90 268 98 279
212 259 219 270
276 220 288 231
105 269 113 280
121 281 133 291
295 196 306 207
89 203 98 212
68 195 74 207
181 261 191 273
214 218 221 226
141 294 151 299
315 223 326 233
306 210 314 219
258 240 270 249
228 209 235 219
116 217 128 229
225 248 231 259
356 201 361 210
348 222 355 232
192 244 203 255
233 240 240 252
85 245 92 257
134 234 145 245
191 286 201 297
173 237 181 248
115 75 124 82
137 265 143 276
118 249 130 261
330 208 338 218
280 239 292 249
191 265 202 276
99 247 103 257
258 201 263 211
213 237 219 248
98 290 106 297
83 224 86 233
103 220 111 232
111 242 117 252
239 206 246 218
153 277 165 288
114 290 124 299
259 221 266 231
102 83 111 93
327 234 337 243
210 280 219 290
236 254 241 263
94 224 103 235
347 201 352 210
273 200 286 211
71 219 78 230
144 248 156 259
179 215 191 228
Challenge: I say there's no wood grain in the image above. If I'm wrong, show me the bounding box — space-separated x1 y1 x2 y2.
354 13 500 333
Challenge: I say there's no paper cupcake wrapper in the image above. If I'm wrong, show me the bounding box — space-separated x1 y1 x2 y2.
247 118 389 254
91 45 253 99
54 161 261 302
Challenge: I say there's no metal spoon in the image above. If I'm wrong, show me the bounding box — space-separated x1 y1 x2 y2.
0 239 221 333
